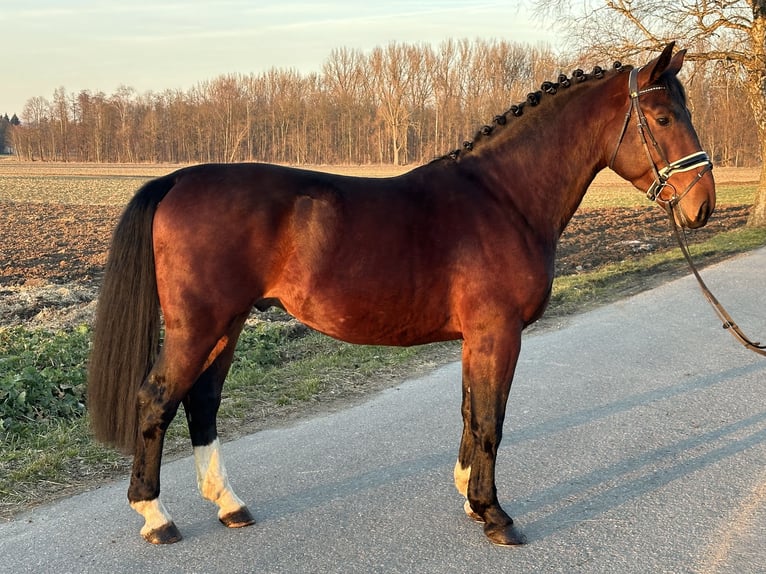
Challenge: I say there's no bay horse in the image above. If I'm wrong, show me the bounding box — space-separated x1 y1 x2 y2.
87 43 715 546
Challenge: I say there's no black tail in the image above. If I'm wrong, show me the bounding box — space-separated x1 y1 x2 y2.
87 175 176 454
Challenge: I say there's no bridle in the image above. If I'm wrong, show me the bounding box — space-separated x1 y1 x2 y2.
609 67 765 356
608 66 713 207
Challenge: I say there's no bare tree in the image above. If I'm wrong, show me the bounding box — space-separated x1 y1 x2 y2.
368 43 414 165
52 87 70 162
21 96 50 160
403 44 434 164
429 39 468 156
111 86 136 163
323 47 367 163
536 0 766 226
687 60 759 167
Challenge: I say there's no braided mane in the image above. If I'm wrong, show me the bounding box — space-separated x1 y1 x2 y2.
435 60 630 163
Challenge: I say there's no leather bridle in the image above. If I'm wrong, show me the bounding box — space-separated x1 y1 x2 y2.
609 66 713 207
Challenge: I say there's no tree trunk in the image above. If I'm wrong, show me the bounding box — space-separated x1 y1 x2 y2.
749 161 766 226
746 1 766 226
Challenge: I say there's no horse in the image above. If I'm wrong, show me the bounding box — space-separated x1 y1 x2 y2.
87 43 715 546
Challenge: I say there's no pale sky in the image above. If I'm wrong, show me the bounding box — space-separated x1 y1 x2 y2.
2 1 558 117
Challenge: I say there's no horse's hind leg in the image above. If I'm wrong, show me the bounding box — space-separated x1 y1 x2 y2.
128 322 242 544
183 315 255 529
127 346 187 544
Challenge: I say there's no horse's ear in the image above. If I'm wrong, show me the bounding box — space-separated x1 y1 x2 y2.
667 48 687 76
638 42 681 87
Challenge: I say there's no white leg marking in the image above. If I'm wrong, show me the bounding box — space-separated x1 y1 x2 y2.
194 439 246 519
130 497 173 537
454 460 482 521
454 459 471 497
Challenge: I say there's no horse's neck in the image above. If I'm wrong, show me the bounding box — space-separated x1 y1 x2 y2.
463 79 617 241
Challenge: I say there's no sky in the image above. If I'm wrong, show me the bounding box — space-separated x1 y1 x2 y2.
1 1 558 117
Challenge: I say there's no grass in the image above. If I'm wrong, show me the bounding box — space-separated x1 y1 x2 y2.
0 320 451 515
1 163 764 519
579 178 760 210
222 325 424 409
0 326 89 435
548 226 766 317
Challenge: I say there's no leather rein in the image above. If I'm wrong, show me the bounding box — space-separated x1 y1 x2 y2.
668 210 766 357
610 66 766 357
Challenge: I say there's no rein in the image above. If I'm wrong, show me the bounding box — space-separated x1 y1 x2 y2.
667 206 766 357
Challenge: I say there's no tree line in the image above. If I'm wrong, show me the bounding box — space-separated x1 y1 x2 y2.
7 38 759 167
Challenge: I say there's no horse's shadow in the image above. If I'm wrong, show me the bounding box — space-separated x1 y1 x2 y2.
516 407 766 542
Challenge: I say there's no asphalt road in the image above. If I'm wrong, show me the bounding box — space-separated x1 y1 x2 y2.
2 248 765 574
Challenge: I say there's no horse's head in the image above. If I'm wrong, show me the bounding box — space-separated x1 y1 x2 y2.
608 43 715 229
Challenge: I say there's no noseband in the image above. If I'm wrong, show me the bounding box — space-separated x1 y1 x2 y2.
609 66 712 206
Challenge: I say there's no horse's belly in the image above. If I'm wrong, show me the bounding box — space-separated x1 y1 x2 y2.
272 290 460 347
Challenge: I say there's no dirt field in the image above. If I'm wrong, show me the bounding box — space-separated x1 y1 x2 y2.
0 163 756 329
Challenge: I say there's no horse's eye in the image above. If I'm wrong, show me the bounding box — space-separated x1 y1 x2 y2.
656 116 670 127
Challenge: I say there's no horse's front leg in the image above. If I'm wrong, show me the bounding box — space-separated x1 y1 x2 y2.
457 328 526 546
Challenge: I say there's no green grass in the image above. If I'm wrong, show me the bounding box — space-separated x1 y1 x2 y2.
549 226 766 316
713 184 759 205
1 319 449 515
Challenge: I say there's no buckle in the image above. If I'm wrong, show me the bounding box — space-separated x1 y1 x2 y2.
646 179 666 201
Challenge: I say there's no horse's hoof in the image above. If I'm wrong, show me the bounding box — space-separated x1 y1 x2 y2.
483 522 527 546
142 521 182 545
463 499 484 522
219 506 256 529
